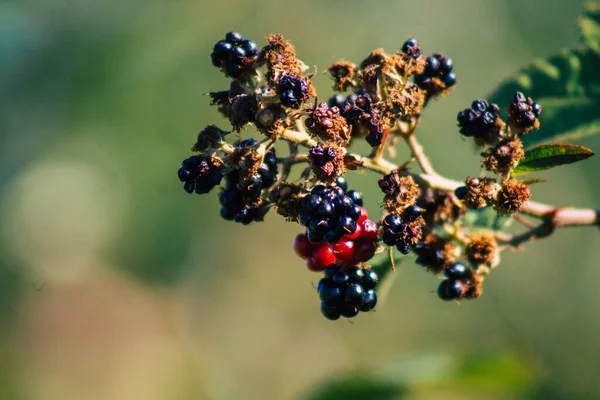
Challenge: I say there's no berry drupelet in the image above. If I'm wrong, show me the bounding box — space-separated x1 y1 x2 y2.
507 91 542 135
318 265 379 320
277 73 309 108
211 32 259 78
381 206 424 255
178 155 224 194
414 53 456 94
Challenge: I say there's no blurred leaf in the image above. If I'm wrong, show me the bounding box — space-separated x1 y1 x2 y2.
489 38 600 147
512 143 594 176
579 1 600 53
305 373 407 400
370 253 402 306
462 207 512 231
517 177 548 185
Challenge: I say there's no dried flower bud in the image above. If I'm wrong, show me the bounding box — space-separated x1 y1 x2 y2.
466 234 500 269
494 179 531 215
481 139 524 176
387 82 425 121
308 144 346 183
305 102 351 144
460 177 498 209
328 61 356 92
259 33 303 85
229 93 260 131
269 183 304 222
255 104 288 137
191 125 229 152
342 93 388 147
414 233 459 274
463 274 484 299
378 172 421 213
507 92 541 137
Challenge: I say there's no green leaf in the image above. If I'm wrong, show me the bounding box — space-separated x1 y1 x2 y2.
304 374 407 400
512 143 594 176
517 177 548 186
370 253 402 306
579 1 600 53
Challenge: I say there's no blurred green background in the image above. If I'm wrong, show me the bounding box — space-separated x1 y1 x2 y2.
1 0 600 399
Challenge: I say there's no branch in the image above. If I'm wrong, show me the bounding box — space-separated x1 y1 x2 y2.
275 128 600 230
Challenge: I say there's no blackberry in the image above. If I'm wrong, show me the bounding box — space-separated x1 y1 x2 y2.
335 176 348 192
277 73 309 108
437 279 465 301
444 262 469 280
178 155 223 195
381 212 423 254
316 265 379 320
341 93 385 147
457 99 502 144
401 38 421 58
346 190 363 206
210 32 259 78
217 143 277 225
414 53 456 94
507 92 542 135
299 185 363 244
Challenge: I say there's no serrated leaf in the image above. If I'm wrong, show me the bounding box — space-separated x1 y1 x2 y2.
304 374 407 400
512 143 594 175
579 1 600 53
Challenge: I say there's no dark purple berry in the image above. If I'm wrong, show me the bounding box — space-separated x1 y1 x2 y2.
319 281 343 304
361 268 379 289
332 269 350 285
320 302 341 320
360 289 377 311
346 190 363 206
225 31 243 44
340 305 359 318
335 176 348 192
444 263 469 280
344 283 365 308
437 279 465 301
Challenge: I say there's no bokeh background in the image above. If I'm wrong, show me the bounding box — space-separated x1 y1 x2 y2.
1 0 600 399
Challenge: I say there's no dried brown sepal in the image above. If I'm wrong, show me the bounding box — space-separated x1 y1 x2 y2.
463 273 484 300
269 183 305 222
228 143 262 183
462 177 498 210
386 82 425 121
309 143 346 183
425 77 455 99
304 102 351 144
191 125 228 152
229 93 260 132
414 233 459 274
255 103 289 137
392 53 426 76
259 33 303 86
209 90 231 118
357 49 392 98
493 179 531 216
381 174 421 213
481 139 524 176
343 153 364 170
328 60 356 92
417 188 465 229
466 234 499 269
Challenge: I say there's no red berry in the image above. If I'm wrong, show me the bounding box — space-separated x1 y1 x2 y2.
354 240 377 263
358 207 368 223
310 244 337 269
342 223 362 241
293 233 313 259
359 219 378 241
331 240 355 264
306 258 328 272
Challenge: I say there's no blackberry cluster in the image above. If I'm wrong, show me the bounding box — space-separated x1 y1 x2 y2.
414 53 456 91
457 99 501 140
342 93 384 147
219 139 278 225
381 205 423 254
327 90 366 109
437 262 472 301
277 73 309 108
508 92 541 131
178 155 223 194
318 266 379 320
210 32 259 78
298 183 364 244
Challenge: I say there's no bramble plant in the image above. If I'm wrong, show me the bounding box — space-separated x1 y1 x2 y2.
178 7 600 321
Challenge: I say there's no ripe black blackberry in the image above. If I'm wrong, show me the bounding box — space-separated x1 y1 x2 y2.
277 73 309 108
401 38 421 58
298 184 363 244
327 89 367 109
178 155 223 194
210 32 259 78
318 266 378 320
457 99 502 144
437 262 481 301
218 141 278 225
381 207 424 255
414 53 456 93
